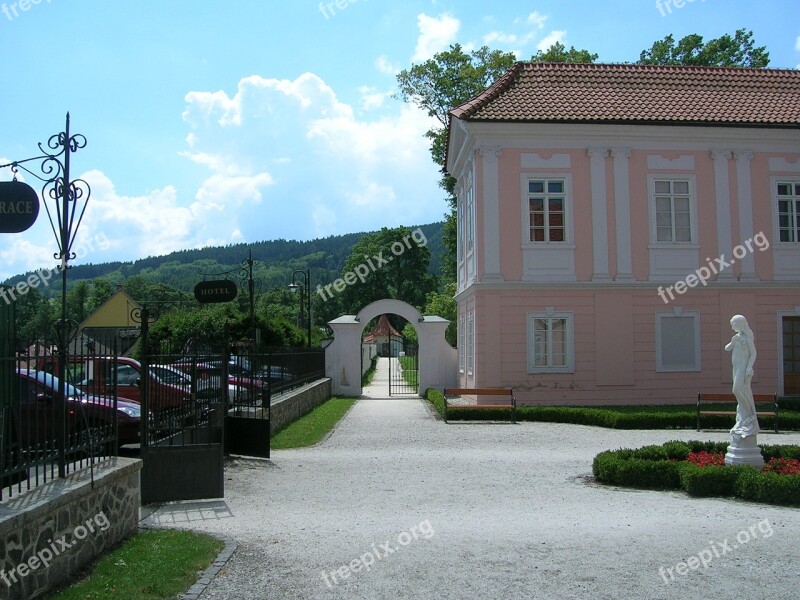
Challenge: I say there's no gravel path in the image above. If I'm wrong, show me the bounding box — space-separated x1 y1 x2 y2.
143 359 800 599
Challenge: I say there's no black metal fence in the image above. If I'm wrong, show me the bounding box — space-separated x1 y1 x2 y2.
0 330 128 500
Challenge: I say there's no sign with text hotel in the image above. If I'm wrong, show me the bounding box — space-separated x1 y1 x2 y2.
0 181 40 233
194 279 238 304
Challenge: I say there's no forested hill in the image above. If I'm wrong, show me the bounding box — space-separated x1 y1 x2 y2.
4 221 445 296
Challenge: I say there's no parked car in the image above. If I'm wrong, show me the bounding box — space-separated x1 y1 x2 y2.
12 369 141 449
36 356 191 424
171 359 265 405
150 364 250 404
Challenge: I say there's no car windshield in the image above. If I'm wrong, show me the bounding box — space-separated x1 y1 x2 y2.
150 365 190 385
24 370 85 398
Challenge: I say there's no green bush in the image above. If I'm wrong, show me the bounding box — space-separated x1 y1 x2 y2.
594 441 800 507
680 463 750 497
426 388 446 416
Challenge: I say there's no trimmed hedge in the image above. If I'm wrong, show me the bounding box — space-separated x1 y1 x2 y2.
593 440 800 507
424 389 800 430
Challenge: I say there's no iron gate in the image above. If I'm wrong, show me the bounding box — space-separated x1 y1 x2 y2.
389 334 418 395
138 310 225 504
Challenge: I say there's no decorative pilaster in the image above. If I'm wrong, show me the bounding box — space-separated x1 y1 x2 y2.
734 151 757 280
478 147 503 282
587 148 610 281
710 149 735 280
610 148 634 281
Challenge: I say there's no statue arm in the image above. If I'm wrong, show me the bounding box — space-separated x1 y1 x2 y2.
745 336 757 376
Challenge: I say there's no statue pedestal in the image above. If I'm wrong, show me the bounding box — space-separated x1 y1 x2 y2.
725 433 764 467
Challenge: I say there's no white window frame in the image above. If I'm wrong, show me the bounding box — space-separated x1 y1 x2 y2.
458 314 465 374
775 179 800 244
466 182 474 257
655 311 701 372
647 175 699 247
526 311 574 373
521 175 572 245
466 312 474 376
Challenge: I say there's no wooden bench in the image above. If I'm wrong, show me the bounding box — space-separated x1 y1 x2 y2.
443 388 516 423
696 393 779 433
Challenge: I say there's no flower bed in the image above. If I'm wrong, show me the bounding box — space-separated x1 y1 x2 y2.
593 441 800 507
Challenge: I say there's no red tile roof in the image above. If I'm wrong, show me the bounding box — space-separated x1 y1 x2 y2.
449 63 800 127
366 314 402 338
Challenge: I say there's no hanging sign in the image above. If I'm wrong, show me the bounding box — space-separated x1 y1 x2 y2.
0 181 39 233
194 279 238 304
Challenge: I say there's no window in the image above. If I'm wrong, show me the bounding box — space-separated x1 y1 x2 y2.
527 312 574 373
466 312 474 376
527 179 565 242
656 312 701 372
777 181 800 243
457 199 465 262
458 314 465 373
654 179 691 242
466 184 474 254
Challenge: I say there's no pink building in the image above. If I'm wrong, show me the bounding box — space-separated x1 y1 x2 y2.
445 63 800 405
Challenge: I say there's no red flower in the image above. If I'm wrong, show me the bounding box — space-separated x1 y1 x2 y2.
687 451 725 468
762 457 800 476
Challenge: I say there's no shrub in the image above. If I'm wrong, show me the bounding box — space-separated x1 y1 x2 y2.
680 463 749 497
425 388 446 416
594 441 800 507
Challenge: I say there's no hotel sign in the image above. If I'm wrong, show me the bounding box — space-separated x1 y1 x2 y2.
194 279 238 304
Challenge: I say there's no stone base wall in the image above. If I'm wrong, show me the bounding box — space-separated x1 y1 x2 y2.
270 379 332 434
0 458 142 600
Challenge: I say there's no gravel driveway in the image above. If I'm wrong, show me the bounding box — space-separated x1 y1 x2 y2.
143 367 800 600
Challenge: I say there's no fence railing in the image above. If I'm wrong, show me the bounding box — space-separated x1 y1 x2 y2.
1 341 126 500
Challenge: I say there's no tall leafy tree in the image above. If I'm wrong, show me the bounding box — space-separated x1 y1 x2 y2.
338 226 436 314
396 44 518 283
638 29 769 67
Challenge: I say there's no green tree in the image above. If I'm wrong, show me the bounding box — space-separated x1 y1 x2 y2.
88 278 115 313
532 42 598 63
638 29 769 67
338 226 436 314
396 44 517 283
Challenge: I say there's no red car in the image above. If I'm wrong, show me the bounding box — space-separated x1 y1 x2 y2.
13 369 141 449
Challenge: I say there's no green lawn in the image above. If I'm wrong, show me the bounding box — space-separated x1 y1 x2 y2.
48 529 222 599
271 397 357 449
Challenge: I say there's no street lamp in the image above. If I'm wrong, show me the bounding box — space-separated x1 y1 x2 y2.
288 269 311 347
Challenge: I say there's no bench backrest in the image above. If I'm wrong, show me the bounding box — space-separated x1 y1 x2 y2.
697 393 776 403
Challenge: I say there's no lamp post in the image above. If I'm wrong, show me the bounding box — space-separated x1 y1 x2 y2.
288 269 311 347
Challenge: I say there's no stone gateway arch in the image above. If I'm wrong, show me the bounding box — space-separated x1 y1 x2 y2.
325 299 458 397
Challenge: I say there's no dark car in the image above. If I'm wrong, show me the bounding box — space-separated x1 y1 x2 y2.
12 369 141 449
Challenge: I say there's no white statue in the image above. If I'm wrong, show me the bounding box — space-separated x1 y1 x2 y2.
724 314 759 437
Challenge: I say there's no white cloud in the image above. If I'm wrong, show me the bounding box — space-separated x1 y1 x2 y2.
375 55 400 75
795 35 800 51
412 13 460 61
537 30 566 52
358 86 391 110
527 12 548 29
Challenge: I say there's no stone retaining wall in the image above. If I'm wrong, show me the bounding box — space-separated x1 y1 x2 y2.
0 458 141 600
270 379 332 434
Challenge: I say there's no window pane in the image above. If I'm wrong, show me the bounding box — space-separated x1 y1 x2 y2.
674 197 690 212
549 198 564 212
675 212 691 227
657 226 673 242
673 181 689 194
656 197 671 212
530 198 544 212
549 228 564 242
795 184 800 195
532 214 544 227
548 181 564 193
655 180 671 194
529 181 544 194
778 183 790 196
660 316 696 370
532 228 545 241
550 213 564 227
675 227 691 242
656 212 672 227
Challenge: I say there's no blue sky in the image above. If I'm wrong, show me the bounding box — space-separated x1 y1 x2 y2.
1 0 797 280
